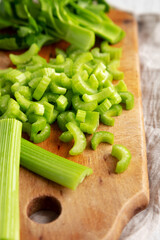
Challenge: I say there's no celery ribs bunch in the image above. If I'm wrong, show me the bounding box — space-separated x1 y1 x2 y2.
0 0 125 51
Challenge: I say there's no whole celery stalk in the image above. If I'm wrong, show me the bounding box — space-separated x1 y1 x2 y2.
0 119 22 240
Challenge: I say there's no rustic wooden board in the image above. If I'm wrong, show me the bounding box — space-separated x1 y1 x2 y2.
0 9 149 240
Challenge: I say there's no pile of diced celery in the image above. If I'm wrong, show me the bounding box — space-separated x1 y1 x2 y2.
0 42 134 155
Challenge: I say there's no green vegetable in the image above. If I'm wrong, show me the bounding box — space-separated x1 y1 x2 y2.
56 95 68 112
82 87 114 103
107 60 124 80
119 91 134 110
0 1 125 51
10 43 40 65
33 76 51 100
0 98 27 122
59 131 73 143
0 119 22 240
80 111 99 134
21 138 92 190
101 104 122 126
111 144 132 173
101 41 122 60
31 123 51 144
0 94 10 114
14 92 31 112
72 95 98 111
114 80 127 92
96 98 112 114
0 40 134 157
76 109 86 123
91 131 114 150
66 122 87 155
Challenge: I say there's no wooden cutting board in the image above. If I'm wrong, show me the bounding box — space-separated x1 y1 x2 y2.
0 9 149 240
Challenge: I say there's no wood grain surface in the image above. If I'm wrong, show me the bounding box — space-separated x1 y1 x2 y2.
0 9 149 240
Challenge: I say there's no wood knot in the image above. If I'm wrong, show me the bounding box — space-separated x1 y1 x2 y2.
103 154 109 162
59 189 63 196
123 19 133 24
99 177 103 184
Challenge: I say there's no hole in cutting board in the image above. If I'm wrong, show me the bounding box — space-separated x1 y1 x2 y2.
27 196 62 224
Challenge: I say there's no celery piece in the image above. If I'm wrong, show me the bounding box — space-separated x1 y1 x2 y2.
72 95 97 112
14 92 31 112
72 52 93 74
66 122 87 156
119 91 134 110
76 109 86 123
109 91 122 105
114 80 127 92
91 131 114 150
106 60 124 80
96 98 112 114
31 123 51 143
65 90 73 110
0 119 22 240
4 69 27 84
31 68 55 79
28 114 47 134
101 41 122 60
55 48 67 58
101 104 122 126
72 72 97 95
0 94 10 115
21 138 92 190
57 111 70 132
9 43 40 65
0 80 12 96
18 86 32 100
59 131 73 143
91 47 110 65
26 102 44 116
111 144 132 173
50 81 67 95
80 111 99 134
57 111 77 132
33 76 51 100
43 101 55 124
29 77 42 89
45 92 59 104
0 98 27 123
82 87 114 104
25 64 43 72
56 95 68 112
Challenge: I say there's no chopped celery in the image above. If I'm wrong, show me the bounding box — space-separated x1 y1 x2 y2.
0 39 134 159
10 43 40 65
111 144 132 173
91 131 114 150
66 122 87 155
80 111 99 134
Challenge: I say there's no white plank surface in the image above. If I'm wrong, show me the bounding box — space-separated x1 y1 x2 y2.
120 14 160 240
107 0 160 14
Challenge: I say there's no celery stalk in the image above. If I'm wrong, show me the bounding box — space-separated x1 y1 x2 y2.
20 138 93 190
0 119 22 240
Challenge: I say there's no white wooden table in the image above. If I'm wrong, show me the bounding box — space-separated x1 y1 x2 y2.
120 14 160 240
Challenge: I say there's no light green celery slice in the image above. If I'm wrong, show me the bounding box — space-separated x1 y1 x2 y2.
9 43 40 65
0 119 22 240
20 138 93 190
